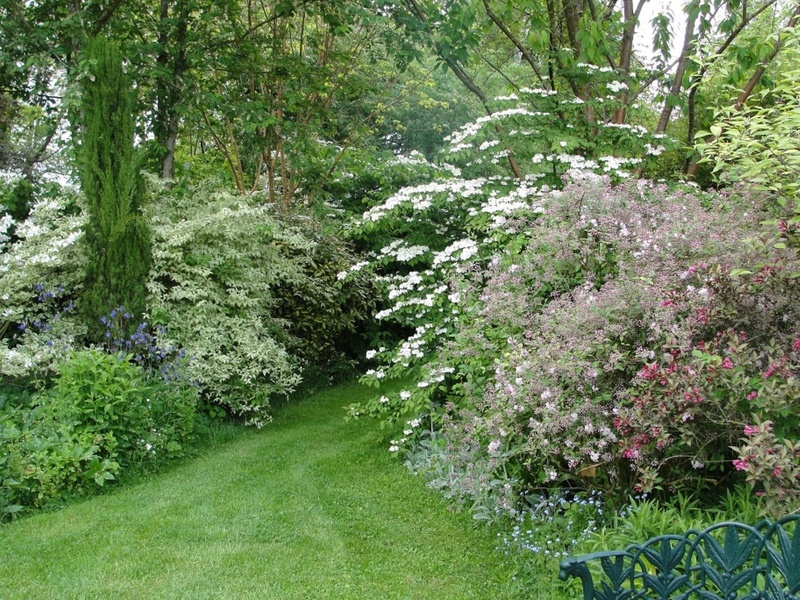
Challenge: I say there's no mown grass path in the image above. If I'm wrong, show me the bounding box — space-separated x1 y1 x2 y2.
0 382 524 599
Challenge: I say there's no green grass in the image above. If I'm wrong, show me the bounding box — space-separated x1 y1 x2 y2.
0 381 534 599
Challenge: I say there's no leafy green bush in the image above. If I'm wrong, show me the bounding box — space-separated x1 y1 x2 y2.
1 390 119 516
273 227 378 379
698 29 800 212
0 348 198 519
51 350 196 466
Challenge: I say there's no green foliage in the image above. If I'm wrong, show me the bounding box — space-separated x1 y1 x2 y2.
50 349 195 467
0 348 197 519
78 36 151 338
698 29 800 214
0 395 119 517
585 486 766 554
272 217 378 374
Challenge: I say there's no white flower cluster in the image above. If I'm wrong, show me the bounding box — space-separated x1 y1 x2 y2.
598 156 642 178
416 364 456 389
472 185 545 228
336 260 370 281
606 81 629 93
0 211 14 250
575 63 614 73
445 108 545 147
519 87 559 97
393 326 431 365
379 240 430 263
365 346 387 360
556 154 600 171
387 271 424 300
360 178 488 224
432 238 479 266
603 122 649 137
388 151 432 166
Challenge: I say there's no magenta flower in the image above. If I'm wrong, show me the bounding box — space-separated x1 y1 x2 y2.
721 357 734 369
743 425 759 436
733 459 749 471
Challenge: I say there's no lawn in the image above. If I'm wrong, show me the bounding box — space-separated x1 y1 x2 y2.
0 381 533 599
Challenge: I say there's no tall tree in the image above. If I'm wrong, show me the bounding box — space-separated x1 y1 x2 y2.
389 0 800 177
78 37 151 337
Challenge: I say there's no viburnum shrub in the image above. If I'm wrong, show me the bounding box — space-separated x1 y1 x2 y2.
443 66 674 183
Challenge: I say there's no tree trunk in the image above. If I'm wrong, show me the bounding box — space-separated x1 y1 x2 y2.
655 11 697 134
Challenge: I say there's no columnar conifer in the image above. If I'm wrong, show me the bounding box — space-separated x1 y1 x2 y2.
79 37 151 338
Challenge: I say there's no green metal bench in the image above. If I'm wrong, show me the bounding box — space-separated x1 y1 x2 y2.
558 515 800 599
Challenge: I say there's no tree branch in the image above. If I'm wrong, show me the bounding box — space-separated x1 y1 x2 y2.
481 0 548 88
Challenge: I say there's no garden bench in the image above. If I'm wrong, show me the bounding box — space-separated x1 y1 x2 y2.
558 515 800 599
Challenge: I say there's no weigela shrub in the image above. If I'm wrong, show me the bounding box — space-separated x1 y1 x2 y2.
354 172 776 515
617 231 800 510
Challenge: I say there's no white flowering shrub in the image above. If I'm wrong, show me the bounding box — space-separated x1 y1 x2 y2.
0 188 86 382
147 183 373 425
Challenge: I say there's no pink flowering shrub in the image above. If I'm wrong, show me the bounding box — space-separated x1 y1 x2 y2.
400 177 800 514
617 244 800 508
732 420 800 515
349 138 800 515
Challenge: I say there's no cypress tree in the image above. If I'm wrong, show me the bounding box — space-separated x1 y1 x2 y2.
79 37 151 338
